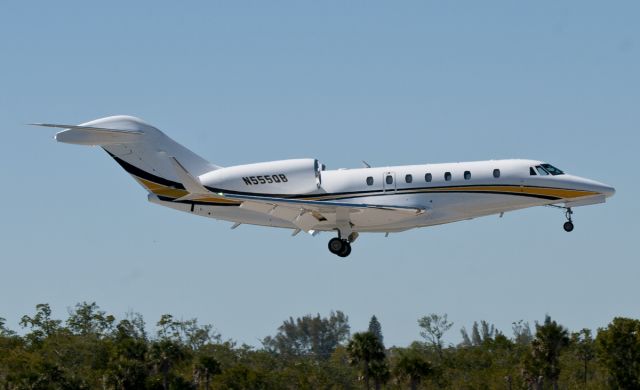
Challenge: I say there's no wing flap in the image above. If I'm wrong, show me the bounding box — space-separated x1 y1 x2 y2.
221 193 425 214
238 200 326 232
219 192 427 232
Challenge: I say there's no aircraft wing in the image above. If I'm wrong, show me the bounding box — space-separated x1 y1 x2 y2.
217 192 428 232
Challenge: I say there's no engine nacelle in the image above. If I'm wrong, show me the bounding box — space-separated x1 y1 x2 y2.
200 158 322 195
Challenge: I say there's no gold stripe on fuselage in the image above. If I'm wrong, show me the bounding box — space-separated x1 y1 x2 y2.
134 177 240 204
421 185 598 199
134 175 598 204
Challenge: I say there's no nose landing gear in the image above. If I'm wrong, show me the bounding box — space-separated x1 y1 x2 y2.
563 208 574 232
546 205 575 232
563 221 574 232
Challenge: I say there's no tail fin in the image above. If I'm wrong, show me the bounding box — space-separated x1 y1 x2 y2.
36 115 219 197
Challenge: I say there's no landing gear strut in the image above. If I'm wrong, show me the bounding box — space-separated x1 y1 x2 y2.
563 208 574 232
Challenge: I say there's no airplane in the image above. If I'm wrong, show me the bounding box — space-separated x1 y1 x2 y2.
35 115 615 257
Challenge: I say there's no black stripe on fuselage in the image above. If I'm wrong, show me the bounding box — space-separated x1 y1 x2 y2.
156 195 240 206
104 149 186 189
197 184 563 201
104 150 562 202
306 187 560 201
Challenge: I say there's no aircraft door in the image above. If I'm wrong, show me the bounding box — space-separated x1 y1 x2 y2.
383 172 397 192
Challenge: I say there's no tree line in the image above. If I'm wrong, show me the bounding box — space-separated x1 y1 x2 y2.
1 302 640 389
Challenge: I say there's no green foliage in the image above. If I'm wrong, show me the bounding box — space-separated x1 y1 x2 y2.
523 315 570 389
596 317 640 389
262 310 350 360
418 313 453 359
368 315 384 346
1 304 640 389
0 317 16 337
571 328 596 387
444 331 524 389
393 347 433 390
66 301 115 336
148 339 190 389
347 331 388 390
19 303 62 345
211 365 273 389
157 314 220 350
460 320 498 347
512 319 534 345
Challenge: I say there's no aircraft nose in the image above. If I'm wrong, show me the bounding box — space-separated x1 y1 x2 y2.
599 184 616 198
581 178 615 198
565 175 615 198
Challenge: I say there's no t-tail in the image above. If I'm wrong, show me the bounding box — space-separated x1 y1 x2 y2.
33 115 220 199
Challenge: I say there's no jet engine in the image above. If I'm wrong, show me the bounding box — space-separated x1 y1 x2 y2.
200 158 323 195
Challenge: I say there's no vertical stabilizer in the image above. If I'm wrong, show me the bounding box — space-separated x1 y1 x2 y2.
43 115 220 195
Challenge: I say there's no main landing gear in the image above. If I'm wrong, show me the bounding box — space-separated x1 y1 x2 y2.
328 230 358 258
328 237 351 257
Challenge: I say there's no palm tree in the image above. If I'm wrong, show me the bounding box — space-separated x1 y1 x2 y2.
531 315 569 390
195 355 221 390
394 348 433 390
572 329 594 388
347 331 387 390
148 339 188 390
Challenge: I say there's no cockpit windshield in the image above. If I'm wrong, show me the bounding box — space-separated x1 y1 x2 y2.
535 166 549 175
541 163 564 175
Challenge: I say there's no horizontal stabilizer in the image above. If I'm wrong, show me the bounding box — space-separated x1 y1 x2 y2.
31 123 143 145
31 123 144 134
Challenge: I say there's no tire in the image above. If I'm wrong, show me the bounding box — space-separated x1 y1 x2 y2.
328 238 344 254
337 242 352 257
563 221 574 232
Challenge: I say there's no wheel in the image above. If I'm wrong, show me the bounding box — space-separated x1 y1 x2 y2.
328 237 345 254
337 242 352 257
563 221 574 232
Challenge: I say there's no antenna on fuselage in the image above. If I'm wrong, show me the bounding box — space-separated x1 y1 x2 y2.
362 160 371 168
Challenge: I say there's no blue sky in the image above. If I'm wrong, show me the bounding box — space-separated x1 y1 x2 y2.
1 1 638 346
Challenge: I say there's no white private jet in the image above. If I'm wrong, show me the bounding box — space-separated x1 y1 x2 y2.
36 115 615 257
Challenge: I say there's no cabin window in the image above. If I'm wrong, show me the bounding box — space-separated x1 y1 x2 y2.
386 175 393 185
535 166 549 176
366 176 374 186
444 172 452 181
405 174 413 183
493 169 500 178
530 167 537 176
425 173 432 182
464 171 471 180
